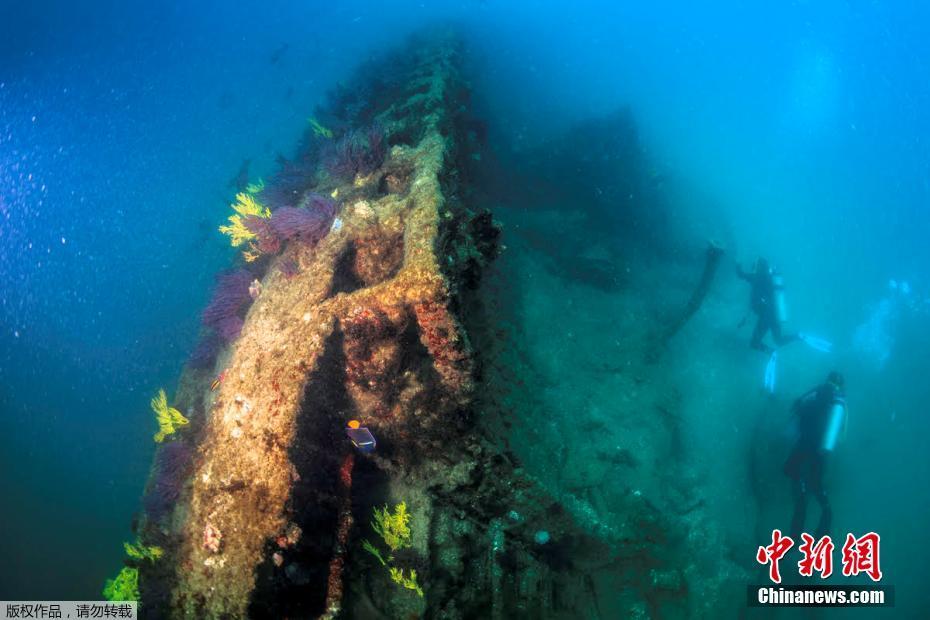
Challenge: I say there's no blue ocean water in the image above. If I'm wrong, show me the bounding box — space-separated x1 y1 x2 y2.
1 0 928 615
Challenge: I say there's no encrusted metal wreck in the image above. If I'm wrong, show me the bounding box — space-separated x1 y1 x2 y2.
135 32 740 619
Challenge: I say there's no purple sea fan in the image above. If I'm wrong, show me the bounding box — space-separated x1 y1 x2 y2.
365 123 385 164
202 269 253 342
279 258 300 279
264 154 317 210
189 332 222 369
143 440 194 522
325 123 387 180
306 192 338 216
242 214 282 255
269 196 336 245
215 315 245 342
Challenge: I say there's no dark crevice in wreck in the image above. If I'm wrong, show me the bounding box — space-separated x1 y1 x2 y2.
249 326 349 618
330 245 366 296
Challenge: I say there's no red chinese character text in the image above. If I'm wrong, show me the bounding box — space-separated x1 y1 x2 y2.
757 529 794 583
841 532 883 582
797 533 834 578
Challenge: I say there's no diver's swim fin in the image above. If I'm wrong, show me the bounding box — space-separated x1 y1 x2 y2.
764 351 777 394
798 332 833 353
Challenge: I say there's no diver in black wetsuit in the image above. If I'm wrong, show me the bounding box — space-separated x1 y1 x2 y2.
737 258 798 353
783 372 847 539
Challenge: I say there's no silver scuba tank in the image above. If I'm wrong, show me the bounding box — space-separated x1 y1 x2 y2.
821 397 847 452
772 271 788 324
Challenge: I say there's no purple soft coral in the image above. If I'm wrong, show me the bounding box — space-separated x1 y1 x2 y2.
264 154 317 210
269 195 336 245
365 123 385 164
189 332 222 369
279 258 300 279
143 440 194 521
202 269 253 342
242 214 282 255
306 192 338 217
325 123 386 180
214 315 245 342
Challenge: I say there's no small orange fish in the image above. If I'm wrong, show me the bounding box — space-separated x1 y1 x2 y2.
211 370 227 391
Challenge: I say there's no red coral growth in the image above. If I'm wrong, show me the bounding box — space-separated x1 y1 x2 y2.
338 451 354 488
412 299 474 395
322 452 354 619
341 307 404 390
285 523 302 546
342 306 396 345
273 523 302 550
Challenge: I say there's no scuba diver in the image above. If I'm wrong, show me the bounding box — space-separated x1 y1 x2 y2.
783 371 847 539
737 258 798 353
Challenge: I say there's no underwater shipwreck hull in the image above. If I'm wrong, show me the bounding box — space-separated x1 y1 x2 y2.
169 39 481 616
154 35 603 618
141 33 731 620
